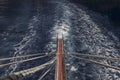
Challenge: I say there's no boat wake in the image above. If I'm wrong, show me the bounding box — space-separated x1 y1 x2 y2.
1 0 120 80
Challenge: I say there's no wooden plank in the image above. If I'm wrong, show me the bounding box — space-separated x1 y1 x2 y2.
55 35 66 80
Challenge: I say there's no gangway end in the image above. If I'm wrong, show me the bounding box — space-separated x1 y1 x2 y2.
58 33 63 39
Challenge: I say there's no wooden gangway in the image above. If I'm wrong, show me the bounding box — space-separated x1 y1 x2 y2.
0 34 120 80
55 34 66 80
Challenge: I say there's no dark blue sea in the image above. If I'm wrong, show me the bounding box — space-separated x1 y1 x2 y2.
0 0 120 80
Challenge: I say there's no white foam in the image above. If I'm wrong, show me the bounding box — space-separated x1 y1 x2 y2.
70 66 77 72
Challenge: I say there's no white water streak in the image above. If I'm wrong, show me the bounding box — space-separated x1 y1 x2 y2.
5 16 38 74
66 2 120 80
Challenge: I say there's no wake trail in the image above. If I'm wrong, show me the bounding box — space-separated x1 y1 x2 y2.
64 2 120 80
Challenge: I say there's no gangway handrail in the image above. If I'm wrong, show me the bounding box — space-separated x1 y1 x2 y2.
0 53 46 62
68 52 120 61
70 54 120 71
38 61 55 80
0 51 56 62
0 58 56 80
0 53 55 68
